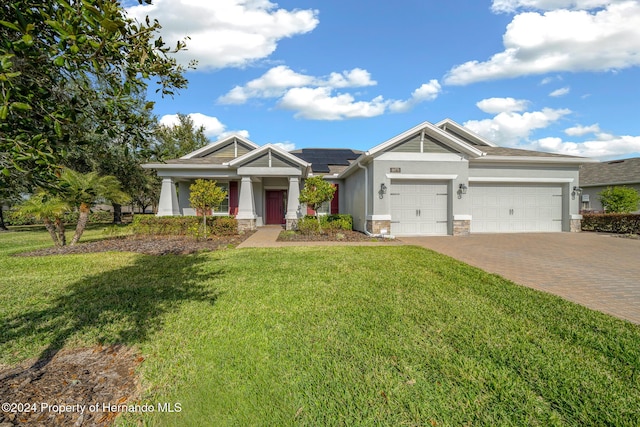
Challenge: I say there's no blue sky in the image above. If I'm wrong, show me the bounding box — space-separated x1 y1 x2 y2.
126 0 640 159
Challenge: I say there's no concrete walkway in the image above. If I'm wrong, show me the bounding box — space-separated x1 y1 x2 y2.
236 225 400 248
400 233 640 324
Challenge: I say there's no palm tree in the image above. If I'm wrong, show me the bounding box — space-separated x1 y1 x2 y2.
60 169 130 245
18 192 70 246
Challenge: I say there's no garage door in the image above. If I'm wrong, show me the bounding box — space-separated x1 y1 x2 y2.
470 183 563 233
391 180 448 235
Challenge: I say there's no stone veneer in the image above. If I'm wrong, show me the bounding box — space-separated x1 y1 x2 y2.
366 219 391 235
286 218 298 231
237 218 256 231
570 218 582 232
453 219 470 236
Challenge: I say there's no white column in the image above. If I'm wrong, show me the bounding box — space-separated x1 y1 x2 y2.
286 177 301 220
157 178 180 216
236 176 256 219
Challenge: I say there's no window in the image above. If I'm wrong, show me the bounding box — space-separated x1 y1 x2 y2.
217 183 229 214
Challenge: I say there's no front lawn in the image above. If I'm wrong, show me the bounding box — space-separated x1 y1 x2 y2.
1 231 639 426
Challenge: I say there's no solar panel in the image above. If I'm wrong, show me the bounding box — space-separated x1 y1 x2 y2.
291 149 362 173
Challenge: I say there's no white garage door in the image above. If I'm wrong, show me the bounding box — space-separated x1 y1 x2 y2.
391 180 449 235
470 183 563 233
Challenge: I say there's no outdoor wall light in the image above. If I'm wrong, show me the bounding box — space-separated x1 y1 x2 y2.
379 183 387 199
457 183 468 199
572 186 583 200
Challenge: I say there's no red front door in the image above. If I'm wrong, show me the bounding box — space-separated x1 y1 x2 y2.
265 190 286 225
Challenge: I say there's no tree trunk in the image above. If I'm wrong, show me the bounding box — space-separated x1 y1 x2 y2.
70 203 90 245
112 203 122 224
203 213 207 239
0 207 8 231
55 218 66 246
43 218 61 246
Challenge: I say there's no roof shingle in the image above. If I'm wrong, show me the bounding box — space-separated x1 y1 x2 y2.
580 157 640 186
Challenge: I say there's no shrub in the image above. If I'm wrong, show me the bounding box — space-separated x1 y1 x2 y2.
7 208 114 225
211 216 238 236
6 209 36 226
325 214 352 231
581 213 640 234
132 215 238 237
297 216 322 235
598 186 640 213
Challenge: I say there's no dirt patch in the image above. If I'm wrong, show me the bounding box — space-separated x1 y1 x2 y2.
14 232 256 257
0 345 141 426
277 229 394 242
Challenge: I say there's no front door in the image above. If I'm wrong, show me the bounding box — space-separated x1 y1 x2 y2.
265 190 286 225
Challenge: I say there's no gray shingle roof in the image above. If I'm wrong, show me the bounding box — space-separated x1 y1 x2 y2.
480 147 580 158
580 157 640 186
164 157 231 165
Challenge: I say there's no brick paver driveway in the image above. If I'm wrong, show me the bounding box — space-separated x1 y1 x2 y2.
400 233 640 324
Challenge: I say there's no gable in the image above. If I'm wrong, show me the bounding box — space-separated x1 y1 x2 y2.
201 140 253 160
440 128 481 146
242 151 300 169
388 134 459 154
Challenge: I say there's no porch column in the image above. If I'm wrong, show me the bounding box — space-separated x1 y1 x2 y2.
157 178 180 216
285 177 301 230
236 176 257 230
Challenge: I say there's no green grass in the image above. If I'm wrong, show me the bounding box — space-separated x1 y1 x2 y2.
1 231 640 426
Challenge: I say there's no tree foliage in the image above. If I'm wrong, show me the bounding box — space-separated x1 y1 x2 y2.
0 0 190 185
189 179 227 239
56 168 130 245
18 192 70 245
299 176 336 231
153 113 209 161
598 186 640 213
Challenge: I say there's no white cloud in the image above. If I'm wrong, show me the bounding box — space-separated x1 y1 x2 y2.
219 66 440 120
126 0 319 69
218 129 251 140
445 2 640 85
389 80 442 113
464 104 571 146
278 87 388 120
565 123 600 136
530 134 640 158
159 113 248 139
476 97 529 114
491 0 619 13
271 141 296 151
549 87 570 97
217 66 376 104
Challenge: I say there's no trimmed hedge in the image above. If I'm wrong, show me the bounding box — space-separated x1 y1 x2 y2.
6 209 113 226
581 213 640 234
132 215 238 237
296 214 353 235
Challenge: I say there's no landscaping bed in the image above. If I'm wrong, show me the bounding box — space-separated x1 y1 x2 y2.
0 345 140 427
14 232 255 257
277 229 393 242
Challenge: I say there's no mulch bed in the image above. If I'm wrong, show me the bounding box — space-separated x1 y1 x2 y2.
277 229 394 242
14 232 256 257
0 345 141 427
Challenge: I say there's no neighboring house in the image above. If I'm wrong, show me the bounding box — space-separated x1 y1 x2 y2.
579 157 640 213
143 119 594 236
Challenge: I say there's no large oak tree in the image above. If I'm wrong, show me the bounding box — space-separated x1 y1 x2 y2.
0 0 190 188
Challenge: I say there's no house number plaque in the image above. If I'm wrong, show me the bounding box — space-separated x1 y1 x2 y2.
390 167 401 173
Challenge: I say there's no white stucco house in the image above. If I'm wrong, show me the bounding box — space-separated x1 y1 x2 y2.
143 119 595 236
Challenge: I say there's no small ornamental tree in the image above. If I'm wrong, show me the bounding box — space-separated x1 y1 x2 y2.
598 186 640 213
298 176 336 231
189 179 227 238
18 192 70 246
